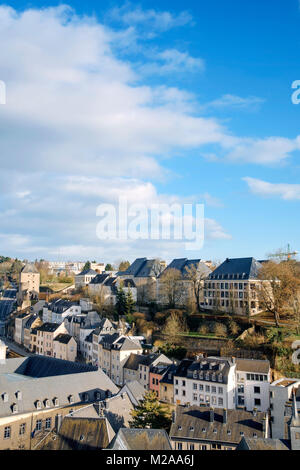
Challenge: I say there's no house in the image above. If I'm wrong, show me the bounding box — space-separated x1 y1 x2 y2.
137 353 173 390
157 258 211 307
173 357 236 409
17 263 40 308
88 273 137 305
53 334 77 362
0 355 118 450
270 377 300 439
118 258 164 303
42 299 81 324
75 269 97 288
235 358 270 411
149 363 173 398
91 318 117 365
81 331 93 363
23 314 43 350
78 311 102 354
169 405 269 451
14 312 31 345
64 313 86 343
98 334 143 386
203 257 265 316
35 322 69 357
159 364 178 404
109 428 172 450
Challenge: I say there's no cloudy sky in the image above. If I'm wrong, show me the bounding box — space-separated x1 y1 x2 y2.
0 0 299 264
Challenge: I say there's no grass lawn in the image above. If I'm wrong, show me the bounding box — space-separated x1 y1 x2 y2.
41 282 73 292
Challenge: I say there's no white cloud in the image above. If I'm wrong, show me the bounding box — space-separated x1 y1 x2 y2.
227 136 300 164
244 177 300 200
107 4 193 33
207 94 264 110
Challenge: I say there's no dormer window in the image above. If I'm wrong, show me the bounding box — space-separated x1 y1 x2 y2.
2 392 8 402
189 426 194 431
53 397 59 407
202 428 206 433
68 395 74 404
94 391 101 401
35 400 42 409
44 399 50 408
83 393 89 402
16 391 22 400
178 426 182 430
11 403 18 414
227 430 231 435
218 373 223 383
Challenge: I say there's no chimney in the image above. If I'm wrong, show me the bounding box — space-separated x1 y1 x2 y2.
223 408 228 424
172 410 176 424
262 416 268 438
253 407 257 417
209 408 214 423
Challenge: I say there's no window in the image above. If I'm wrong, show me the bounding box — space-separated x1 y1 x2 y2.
68 395 74 404
19 423 26 435
36 420 42 431
4 426 11 439
182 380 186 386
45 418 52 430
193 383 197 390
190 444 194 450
218 397 223 406
254 398 261 406
177 443 182 450
35 400 42 409
218 387 223 394
254 386 260 394
182 390 186 397
53 397 59 406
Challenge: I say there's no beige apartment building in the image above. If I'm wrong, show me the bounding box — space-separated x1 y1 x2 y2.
35 323 68 357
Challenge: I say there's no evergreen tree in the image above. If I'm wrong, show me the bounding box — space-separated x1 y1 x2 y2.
129 391 171 431
105 263 114 271
116 285 127 316
83 260 91 271
125 289 135 315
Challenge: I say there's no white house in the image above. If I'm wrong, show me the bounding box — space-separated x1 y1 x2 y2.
42 299 81 324
235 358 270 412
75 268 97 288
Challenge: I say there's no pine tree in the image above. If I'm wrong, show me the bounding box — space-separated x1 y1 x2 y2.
116 285 127 316
83 260 91 271
125 289 135 315
129 391 171 431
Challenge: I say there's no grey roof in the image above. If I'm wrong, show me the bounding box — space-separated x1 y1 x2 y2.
185 358 234 384
109 428 172 450
236 358 270 374
93 318 116 336
21 263 39 274
46 298 76 313
123 353 144 371
77 269 97 276
170 406 267 444
160 364 178 385
0 357 119 419
95 393 134 432
208 257 263 280
37 416 113 450
118 380 147 406
24 314 39 329
54 333 73 345
121 258 162 278
36 322 60 333
160 258 211 278
89 273 110 285
236 437 290 451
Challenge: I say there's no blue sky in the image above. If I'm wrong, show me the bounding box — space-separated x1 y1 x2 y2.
0 0 299 264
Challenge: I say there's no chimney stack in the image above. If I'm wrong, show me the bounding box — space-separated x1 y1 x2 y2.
209 408 214 423
172 410 176 424
223 408 228 424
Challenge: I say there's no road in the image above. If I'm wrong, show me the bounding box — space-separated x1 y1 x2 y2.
1 337 32 357
0 288 17 336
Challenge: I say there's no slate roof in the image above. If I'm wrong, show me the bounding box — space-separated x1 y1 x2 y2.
24 314 39 329
236 358 270 374
185 358 234 384
12 355 97 378
121 258 162 278
36 322 60 333
46 298 76 313
173 359 194 378
37 417 113 450
118 380 147 406
77 269 97 276
89 273 110 285
160 364 178 385
54 333 73 345
109 428 172 450
123 353 144 371
236 437 290 450
21 263 39 274
208 257 263 280
170 406 267 444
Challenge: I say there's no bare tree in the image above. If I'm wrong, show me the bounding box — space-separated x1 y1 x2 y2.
257 261 300 327
159 268 183 308
162 311 188 345
184 264 208 312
